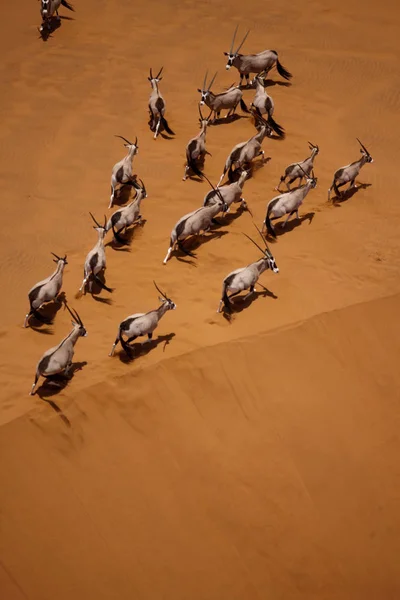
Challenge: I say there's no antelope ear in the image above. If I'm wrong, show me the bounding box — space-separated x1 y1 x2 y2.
223 52 229 56
197 88 202 93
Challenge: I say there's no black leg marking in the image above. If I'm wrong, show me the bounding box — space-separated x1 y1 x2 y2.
148 333 153 340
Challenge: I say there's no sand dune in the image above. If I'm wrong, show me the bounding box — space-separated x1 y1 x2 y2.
1 0 400 597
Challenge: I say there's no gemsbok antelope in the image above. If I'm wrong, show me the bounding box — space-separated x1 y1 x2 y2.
30 302 87 396
250 72 284 137
109 282 176 358
24 253 67 328
264 168 317 238
109 135 139 209
218 110 270 185
183 105 212 181
39 0 74 34
218 225 279 313
203 170 250 213
328 139 373 201
224 26 292 86
106 179 147 244
78 213 113 295
163 178 228 264
197 71 250 121
276 141 319 191
148 67 175 139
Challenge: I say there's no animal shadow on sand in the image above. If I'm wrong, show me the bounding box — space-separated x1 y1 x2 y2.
210 114 247 127
174 230 229 265
118 333 176 364
331 183 372 206
184 154 206 182
39 15 74 42
222 286 278 322
268 212 315 240
80 273 113 305
106 220 147 252
111 184 136 207
28 292 66 333
35 360 87 425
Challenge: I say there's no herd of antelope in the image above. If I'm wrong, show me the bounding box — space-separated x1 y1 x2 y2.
29 10 374 395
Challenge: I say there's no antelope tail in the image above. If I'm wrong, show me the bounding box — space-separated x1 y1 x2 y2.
61 0 75 11
92 272 113 293
268 114 285 138
222 282 232 313
112 223 126 245
266 200 278 238
240 98 250 113
161 116 175 136
276 58 292 80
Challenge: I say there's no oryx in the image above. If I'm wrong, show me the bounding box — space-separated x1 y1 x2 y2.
197 71 250 121
106 179 147 244
148 67 175 139
218 225 279 313
218 110 271 186
109 282 176 358
183 105 212 181
328 139 373 201
163 176 228 264
24 253 67 328
264 168 317 238
250 71 284 136
203 170 250 213
276 141 319 191
109 135 139 209
78 213 113 295
224 26 292 86
30 302 87 396
39 0 74 34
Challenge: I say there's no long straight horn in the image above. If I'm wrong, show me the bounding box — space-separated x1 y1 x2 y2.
297 163 310 178
308 141 317 148
356 138 370 155
153 280 167 300
243 233 265 256
198 103 204 121
156 66 164 79
200 172 225 204
235 29 250 53
253 223 272 256
208 71 217 91
89 212 101 228
51 252 61 261
115 135 133 145
203 70 208 90
150 68 153 79
134 136 138 146
64 301 83 326
230 24 238 53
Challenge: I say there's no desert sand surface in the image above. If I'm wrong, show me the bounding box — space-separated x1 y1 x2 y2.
1 0 400 598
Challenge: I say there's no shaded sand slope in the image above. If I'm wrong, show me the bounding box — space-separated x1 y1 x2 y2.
1 0 400 420
1 294 400 600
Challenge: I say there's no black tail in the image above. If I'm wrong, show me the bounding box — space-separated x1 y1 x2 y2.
227 163 235 183
161 116 175 136
276 58 292 80
268 114 285 138
240 98 250 113
222 283 232 313
61 0 75 11
187 157 203 178
92 272 113 293
265 201 277 238
119 332 133 357
112 224 126 245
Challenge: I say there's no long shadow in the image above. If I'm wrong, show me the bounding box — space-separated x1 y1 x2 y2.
106 220 147 251
118 333 175 364
184 229 229 251
36 361 87 403
219 203 252 225
111 184 136 208
264 79 292 89
331 182 372 205
27 292 66 331
183 154 206 182
270 211 315 239
210 114 247 127
222 286 278 322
